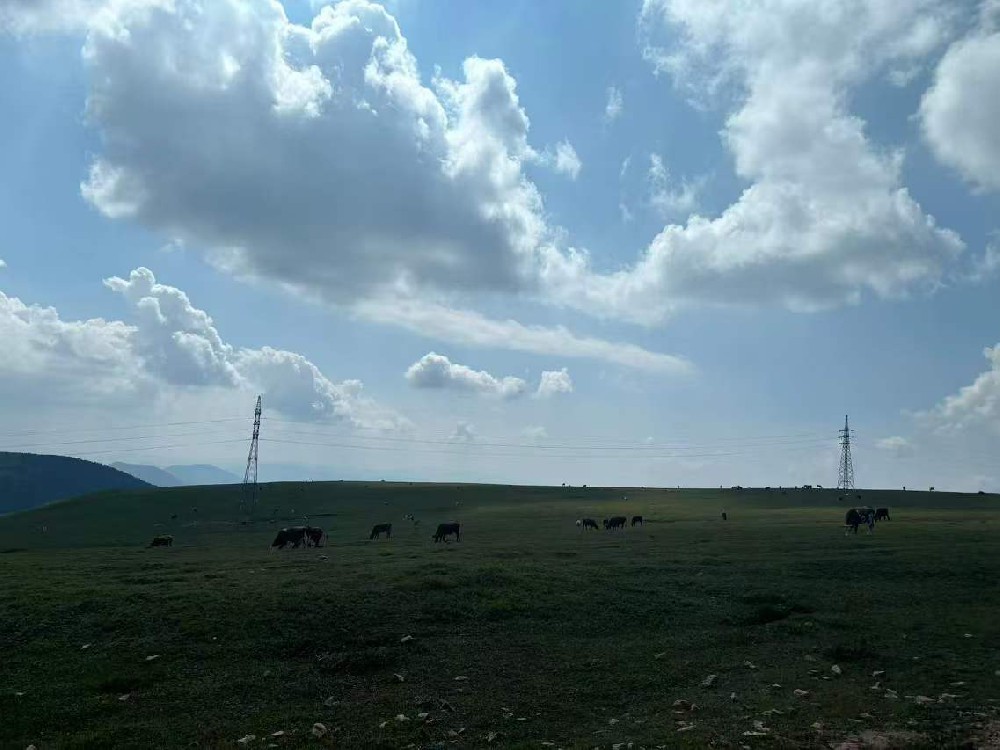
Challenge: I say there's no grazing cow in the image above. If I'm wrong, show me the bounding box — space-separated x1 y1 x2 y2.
603 516 627 530
270 526 309 550
874 507 890 522
631 515 644 527
305 526 326 547
432 522 461 543
149 535 173 547
582 518 599 530
721 511 728 521
844 507 875 536
370 523 392 540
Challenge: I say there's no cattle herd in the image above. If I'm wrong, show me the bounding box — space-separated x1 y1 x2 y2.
146 504 894 548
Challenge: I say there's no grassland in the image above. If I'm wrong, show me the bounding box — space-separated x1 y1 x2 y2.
1 482 999 749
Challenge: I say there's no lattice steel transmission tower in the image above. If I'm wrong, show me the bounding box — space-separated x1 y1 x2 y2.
837 414 856 491
241 395 262 515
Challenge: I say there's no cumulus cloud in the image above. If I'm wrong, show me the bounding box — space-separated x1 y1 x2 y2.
537 0 965 323
0 266 405 429
405 352 527 399
521 425 548 441
79 0 548 304
924 343 1000 434
605 85 623 121
877 435 916 457
552 141 582 180
356 297 692 374
920 6 1000 191
535 368 573 399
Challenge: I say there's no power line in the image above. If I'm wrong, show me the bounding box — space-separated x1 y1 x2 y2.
0 416 250 439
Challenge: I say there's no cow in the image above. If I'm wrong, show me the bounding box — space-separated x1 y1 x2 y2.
874 507 890 522
631 515 643 527
270 526 309 550
148 534 173 547
603 516 627 530
582 518 599 530
432 522 461 543
305 526 326 547
370 523 392 540
845 507 875 536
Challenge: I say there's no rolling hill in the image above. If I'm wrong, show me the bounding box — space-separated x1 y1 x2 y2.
0 451 152 515
110 462 184 487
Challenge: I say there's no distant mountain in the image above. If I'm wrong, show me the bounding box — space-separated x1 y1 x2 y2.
165 464 240 485
110 462 184 487
0 452 152 515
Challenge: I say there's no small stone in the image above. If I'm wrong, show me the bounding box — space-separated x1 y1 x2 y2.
487 732 498 743
236 736 256 745
744 660 758 670
323 697 340 707
14 692 25 697
771 683 782 689
938 693 959 702
378 721 387 729
871 683 881 691
400 635 414 643
872 670 885 677
144 654 160 662
516 717 526 722
81 644 92 650
811 722 823 730
793 689 811 698
701 674 717 687
608 718 619 725
964 633 974 638
393 673 405 683
804 654 818 662
417 712 429 720
453 675 468 681
26 746 38 750
952 681 966 687
677 724 696 732
831 664 842 675
395 714 410 722
672 699 693 711
860 712 874 719
913 695 934 705
730 692 738 702
654 652 667 659
263 669 272 677
271 730 286 737
118 693 131 701
808 669 820 676
311 723 328 738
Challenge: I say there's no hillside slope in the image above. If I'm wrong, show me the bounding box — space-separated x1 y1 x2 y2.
165 464 240 485
110 462 183 487
0 452 152 515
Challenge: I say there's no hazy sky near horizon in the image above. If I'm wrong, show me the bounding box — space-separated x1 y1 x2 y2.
1 0 998 490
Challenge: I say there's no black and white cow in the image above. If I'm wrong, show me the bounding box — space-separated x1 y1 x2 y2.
844 507 875 536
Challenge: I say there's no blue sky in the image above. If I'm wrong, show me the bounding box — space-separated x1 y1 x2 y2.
0 0 998 490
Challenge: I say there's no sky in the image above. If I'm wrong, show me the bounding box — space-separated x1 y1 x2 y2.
0 0 998 490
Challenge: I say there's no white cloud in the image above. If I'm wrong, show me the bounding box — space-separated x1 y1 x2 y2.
538 0 964 323
920 7 1000 191
0 266 405 430
535 368 573 399
451 421 475 442
605 85 623 121
924 343 1000 435
521 425 548 441
553 141 582 180
355 297 692 374
647 153 702 218
79 0 550 304
405 351 527 399
876 435 915 457
0 258 6 269
0 0 107 34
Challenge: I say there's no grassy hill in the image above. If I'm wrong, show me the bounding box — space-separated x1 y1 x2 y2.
0 451 152 515
1 483 998 748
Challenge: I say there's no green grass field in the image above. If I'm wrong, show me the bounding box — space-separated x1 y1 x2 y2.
2 482 999 749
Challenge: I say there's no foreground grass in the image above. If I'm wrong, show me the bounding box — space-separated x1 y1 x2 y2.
1 483 999 748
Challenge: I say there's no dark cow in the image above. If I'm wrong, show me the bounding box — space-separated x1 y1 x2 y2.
432 522 461 543
370 523 392 540
148 534 173 547
581 518 599 530
305 526 326 547
631 515 643 527
603 516 627 530
845 507 875 536
874 507 890 522
271 526 309 550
